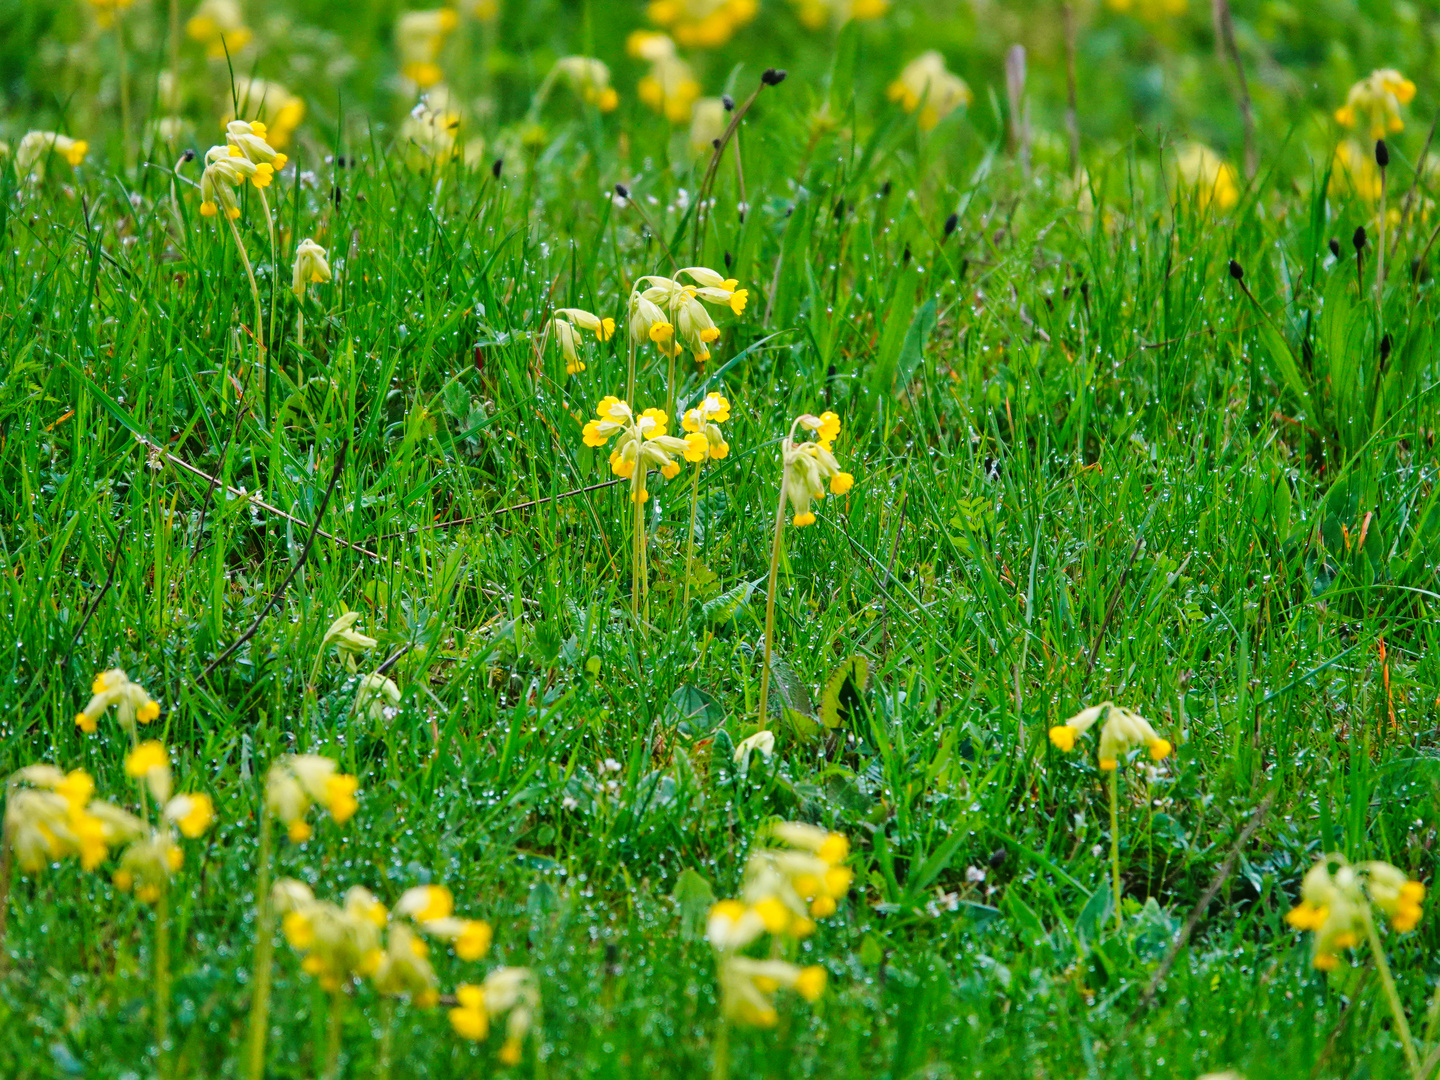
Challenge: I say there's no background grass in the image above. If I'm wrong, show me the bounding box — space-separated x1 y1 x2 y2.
3 0 1440 1077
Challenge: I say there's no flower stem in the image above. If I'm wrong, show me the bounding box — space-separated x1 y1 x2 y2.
1109 767 1122 934
1363 909 1422 1077
710 1014 730 1080
681 462 702 614
245 810 275 1080
115 14 133 174
155 880 172 1080
322 986 345 1080
756 488 786 727
0 821 13 976
224 213 265 405
376 996 394 1080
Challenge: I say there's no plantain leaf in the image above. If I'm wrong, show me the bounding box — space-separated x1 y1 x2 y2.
820 654 870 730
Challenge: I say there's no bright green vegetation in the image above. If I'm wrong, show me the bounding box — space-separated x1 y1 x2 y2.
3 2 1440 1078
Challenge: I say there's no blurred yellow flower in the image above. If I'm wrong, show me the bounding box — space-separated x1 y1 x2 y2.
790 0 888 29
355 672 402 725
186 0 252 57
888 52 971 131
1048 702 1172 769
689 97 728 156
14 131 88 180
85 0 135 29
1286 855 1425 969
75 669 159 736
1105 0 1187 18
265 755 360 842
401 91 462 164
448 967 540 1064
718 956 827 1027
552 57 620 112
124 741 173 804
273 881 386 990
743 821 853 931
648 0 757 49
1335 69 1416 139
629 33 702 124
780 412 854 527
1174 143 1240 212
164 792 215 839
551 308 616 375
1330 140 1383 203
397 8 459 90
4 766 137 874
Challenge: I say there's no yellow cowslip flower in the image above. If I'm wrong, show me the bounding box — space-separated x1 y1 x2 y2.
1335 69 1416 140
550 308 616 376
264 754 360 842
581 398 694 504
888 52 971 131
681 392 731 460
393 883 492 960
225 120 288 172
627 292 677 353
111 830 185 904
628 33 701 124
552 57 619 112
1048 702 1172 770
371 921 440 1006
780 412 854 527
1329 140 1383 203
186 0 253 58
648 0 757 49
4 766 136 874
292 239 332 301
396 8 459 90
355 673 402 725
790 0 887 29
401 91 462 164
706 898 768 951
124 741 173 804
199 144 274 219
632 268 746 366
733 729 775 767
689 98 728 156
273 881 386 990
1285 855 1426 969
742 821 853 932
14 132 88 180
75 669 159 736
1173 143 1239 212
163 792 215 839
396 884 454 922
448 967 540 1064
229 79 304 148
718 956 827 1027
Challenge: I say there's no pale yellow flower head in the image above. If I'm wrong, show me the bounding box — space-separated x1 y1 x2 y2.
1173 142 1239 212
448 966 541 1064
75 668 160 736
355 672 402 725
15 131 89 180
780 412 853 527
1048 702 1172 769
226 120 288 171
551 308 616 375
681 392 732 463
741 821 853 933
1329 140 1383 203
553 57 619 112
887 52 971 131
1285 854 1426 969
1335 69 1416 139
124 741 173 804
264 754 360 842
718 955 827 1027
186 0 253 58
581 397 694 505
790 0 888 28
648 0 757 48
689 97 728 156
274 880 385 990
630 34 701 124
401 91 462 165
292 238 333 300
4 766 138 874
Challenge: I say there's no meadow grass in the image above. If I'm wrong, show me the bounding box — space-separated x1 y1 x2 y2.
3 4 1440 1078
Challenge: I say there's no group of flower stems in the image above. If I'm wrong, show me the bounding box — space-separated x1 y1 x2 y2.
1048 702 1435 1078
1 666 535 1079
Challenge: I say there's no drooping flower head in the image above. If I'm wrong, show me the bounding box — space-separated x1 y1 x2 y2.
1173 143 1239 212
550 308 616 376
292 238 333 300
274 881 386 991
448 967 541 1064
225 120 288 171
1285 854 1426 969
186 0 253 58
742 821 853 934
14 131 89 180
199 144 274 218
581 398 696 504
780 411 854 527
681 392 731 461
75 669 160 735
552 57 620 112
1048 702 1172 770
628 32 702 124
85 0 136 29
1335 69 1417 140
396 8 460 90
647 0 757 49
631 267 746 366
4 766 130 874
355 673 402 725
264 754 360 842
401 91 462 165
887 52 971 131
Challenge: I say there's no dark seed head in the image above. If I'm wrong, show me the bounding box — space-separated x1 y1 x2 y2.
1353 225 1367 252
181 148 196 163
1328 238 1341 258
761 68 787 86
722 94 735 111
491 158 503 179
1228 259 1244 281
943 211 959 238
712 138 721 149
902 244 912 264
1376 140 1390 168
615 183 630 199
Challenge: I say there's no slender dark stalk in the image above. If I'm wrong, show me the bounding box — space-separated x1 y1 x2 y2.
1213 0 1256 177
69 526 126 652
692 72 784 262
201 440 350 680
1062 3 1081 176
755 490 787 726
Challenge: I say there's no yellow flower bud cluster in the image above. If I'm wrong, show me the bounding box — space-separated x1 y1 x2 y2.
703 821 850 1028
75 668 160 736
583 398 700 505
1285 854 1426 970
887 52 971 131
628 32 702 124
14 131 89 179
1174 143 1240 212
681 392 731 461
550 308 616 376
1049 702 1172 770
199 144 275 219
264 754 359 843
1335 69 1417 139
448 967 541 1065
780 411 854 527
396 8 459 90
4 766 126 874
552 57 620 113
630 267 747 367
186 0 253 59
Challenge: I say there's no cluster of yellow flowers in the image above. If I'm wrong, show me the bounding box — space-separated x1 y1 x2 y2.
396 8 460 90
888 52 972 131
186 0 253 58
1335 68 1417 139
789 0 888 29
630 266 748 366
550 307 616 375
196 120 289 219
449 967 542 1064
1286 854 1425 970
648 0 757 49
264 754 359 843
629 31 702 124
1049 701 1172 770
706 822 851 1027
11 131 89 179
75 668 158 735
781 411 854 527
584 398 700 504
551 57 621 113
